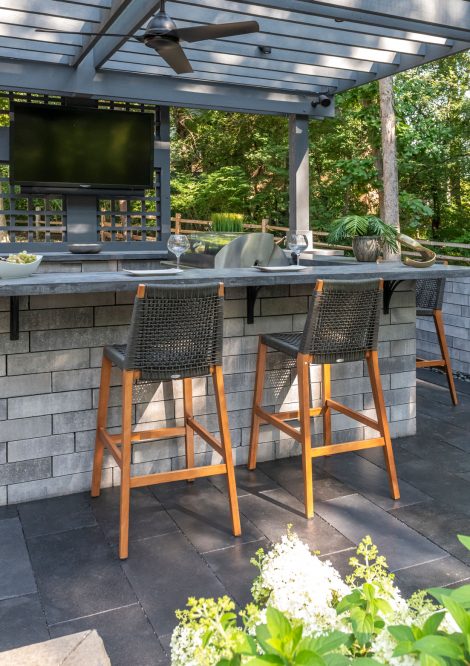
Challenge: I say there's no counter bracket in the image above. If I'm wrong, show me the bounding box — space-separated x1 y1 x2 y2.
10 295 19 340
383 280 403 315
246 286 261 324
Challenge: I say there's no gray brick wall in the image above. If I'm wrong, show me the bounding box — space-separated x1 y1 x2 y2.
0 276 417 505
416 277 470 376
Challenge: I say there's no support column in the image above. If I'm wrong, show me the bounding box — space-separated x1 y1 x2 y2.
288 114 311 247
156 105 171 243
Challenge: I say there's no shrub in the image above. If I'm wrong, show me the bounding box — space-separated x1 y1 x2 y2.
171 532 470 665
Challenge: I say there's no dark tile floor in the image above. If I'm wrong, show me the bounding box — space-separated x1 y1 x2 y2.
2 371 470 665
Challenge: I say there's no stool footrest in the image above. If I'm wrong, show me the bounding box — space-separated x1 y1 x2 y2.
325 399 380 431
99 429 122 464
255 406 302 442
416 358 445 368
107 426 187 444
187 417 224 457
276 407 323 421
311 437 384 458
131 463 228 488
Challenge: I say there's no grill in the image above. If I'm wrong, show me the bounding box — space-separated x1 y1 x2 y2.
180 232 290 268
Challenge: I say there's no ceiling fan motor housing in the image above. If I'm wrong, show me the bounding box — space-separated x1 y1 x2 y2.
145 12 178 38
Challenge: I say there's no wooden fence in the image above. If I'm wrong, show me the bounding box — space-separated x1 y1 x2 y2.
170 214 470 265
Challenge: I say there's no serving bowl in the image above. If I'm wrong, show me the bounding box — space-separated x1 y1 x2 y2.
67 243 102 254
0 255 43 279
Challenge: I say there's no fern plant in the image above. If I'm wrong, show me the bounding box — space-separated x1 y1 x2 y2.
328 214 399 253
210 213 244 233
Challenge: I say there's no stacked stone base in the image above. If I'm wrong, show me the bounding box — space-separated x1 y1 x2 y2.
0 279 417 505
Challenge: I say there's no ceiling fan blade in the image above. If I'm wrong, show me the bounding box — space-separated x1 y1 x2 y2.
175 20 259 43
154 41 193 74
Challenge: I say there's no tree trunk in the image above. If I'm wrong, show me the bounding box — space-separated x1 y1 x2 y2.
379 76 400 262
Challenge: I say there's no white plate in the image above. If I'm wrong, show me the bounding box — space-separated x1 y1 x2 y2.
253 265 307 272
122 268 183 276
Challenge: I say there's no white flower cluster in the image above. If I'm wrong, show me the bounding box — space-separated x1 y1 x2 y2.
252 532 351 635
170 625 206 666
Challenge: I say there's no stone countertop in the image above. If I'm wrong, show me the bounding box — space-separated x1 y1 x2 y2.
0 263 469 297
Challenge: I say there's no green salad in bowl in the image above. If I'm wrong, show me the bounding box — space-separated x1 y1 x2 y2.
0 251 43 278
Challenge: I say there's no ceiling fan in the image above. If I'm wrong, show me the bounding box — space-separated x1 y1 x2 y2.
36 0 260 74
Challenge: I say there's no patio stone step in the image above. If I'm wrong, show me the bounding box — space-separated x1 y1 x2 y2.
0 630 110 666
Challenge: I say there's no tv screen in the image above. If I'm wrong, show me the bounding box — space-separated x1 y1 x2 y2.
10 105 155 190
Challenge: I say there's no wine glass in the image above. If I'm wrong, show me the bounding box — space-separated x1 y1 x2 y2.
287 232 308 265
167 234 190 269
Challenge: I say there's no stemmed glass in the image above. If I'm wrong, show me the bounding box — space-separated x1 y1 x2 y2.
287 232 308 265
167 234 190 269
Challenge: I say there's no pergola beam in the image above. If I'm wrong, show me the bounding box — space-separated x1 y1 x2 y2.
0 56 334 116
233 0 470 42
89 0 160 69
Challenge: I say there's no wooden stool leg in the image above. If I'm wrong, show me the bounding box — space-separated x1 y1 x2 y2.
434 310 458 406
248 339 267 470
322 363 332 446
366 351 400 500
91 354 112 498
298 354 314 518
183 378 195 481
213 366 241 537
119 370 134 560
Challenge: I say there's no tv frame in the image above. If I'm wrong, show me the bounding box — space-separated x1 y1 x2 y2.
9 103 156 193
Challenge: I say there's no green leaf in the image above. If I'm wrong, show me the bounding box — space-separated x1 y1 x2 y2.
246 656 284 665
419 654 446 666
414 635 464 659
266 607 291 638
236 633 258 656
323 654 350 666
441 596 470 634
256 625 275 654
392 641 415 657
312 631 350 655
422 611 446 635
388 625 415 643
294 650 325 666
457 535 470 552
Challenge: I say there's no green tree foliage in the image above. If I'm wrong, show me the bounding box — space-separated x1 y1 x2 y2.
170 51 470 240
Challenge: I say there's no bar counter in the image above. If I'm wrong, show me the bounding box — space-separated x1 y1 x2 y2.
0 261 468 296
0 259 468 505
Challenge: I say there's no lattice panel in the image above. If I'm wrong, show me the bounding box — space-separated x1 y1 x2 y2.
97 169 161 243
0 166 66 243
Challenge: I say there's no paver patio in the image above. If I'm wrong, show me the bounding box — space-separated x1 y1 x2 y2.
1 371 469 666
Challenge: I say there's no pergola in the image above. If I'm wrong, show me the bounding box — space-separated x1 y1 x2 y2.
0 0 469 243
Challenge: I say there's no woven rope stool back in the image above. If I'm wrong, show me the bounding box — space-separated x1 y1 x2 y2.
416 278 445 316
123 283 223 380
300 279 383 363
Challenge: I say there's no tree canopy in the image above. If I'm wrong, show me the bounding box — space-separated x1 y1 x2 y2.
170 51 470 240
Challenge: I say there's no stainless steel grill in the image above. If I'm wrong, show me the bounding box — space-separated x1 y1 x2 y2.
180 232 289 269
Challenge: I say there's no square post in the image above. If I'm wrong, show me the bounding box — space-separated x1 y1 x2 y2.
288 114 311 247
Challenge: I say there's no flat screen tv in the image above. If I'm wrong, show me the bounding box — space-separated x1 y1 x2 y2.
10 104 155 191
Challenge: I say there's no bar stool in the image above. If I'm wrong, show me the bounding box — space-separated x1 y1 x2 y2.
416 278 457 405
91 282 241 559
248 278 400 518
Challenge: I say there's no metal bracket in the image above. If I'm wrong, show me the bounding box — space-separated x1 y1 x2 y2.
246 286 261 324
383 280 403 315
10 296 19 340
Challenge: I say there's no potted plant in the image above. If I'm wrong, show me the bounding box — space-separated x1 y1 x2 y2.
327 214 399 262
210 212 244 233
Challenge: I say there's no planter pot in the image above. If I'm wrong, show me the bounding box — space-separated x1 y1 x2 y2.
352 236 381 262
